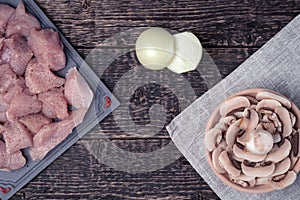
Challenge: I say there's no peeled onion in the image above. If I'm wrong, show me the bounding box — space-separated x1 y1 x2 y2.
135 27 175 70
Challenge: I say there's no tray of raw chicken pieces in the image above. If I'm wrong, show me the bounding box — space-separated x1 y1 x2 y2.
0 0 120 199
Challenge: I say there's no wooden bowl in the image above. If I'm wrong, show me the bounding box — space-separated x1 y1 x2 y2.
205 88 300 193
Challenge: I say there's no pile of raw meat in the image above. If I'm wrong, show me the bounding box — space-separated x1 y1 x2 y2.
0 3 93 171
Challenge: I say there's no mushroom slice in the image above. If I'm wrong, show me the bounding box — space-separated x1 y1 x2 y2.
220 96 250 117
205 128 222 152
241 162 275 177
289 154 298 170
212 146 226 174
269 113 282 128
262 114 272 123
271 157 291 177
219 151 241 177
250 104 257 109
248 179 256 188
234 173 255 182
256 123 264 131
226 119 242 147
263 122 276 134
246 109 259 132
255 177 271 186
245 95 259 105
272 134 281 143
289 112 296 127
265 139 291 163
214 116 236 130
275 106 293 137
271 171 297 190
232 179 248 188
233 144 266 162
291 129 300 157
256 99 281 111
256 91 291 109
231 152 244 163
233 111 244 119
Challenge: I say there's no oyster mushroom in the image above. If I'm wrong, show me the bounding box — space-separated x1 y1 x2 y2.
219 151 241 177
232 144 266 162
256 91 292 109
256 99 282 111
265 139 291 163
241 162 275 177
205 128 222 152
270 171 297 190
219 96 250 117
275 106 293 137
272 157 291 177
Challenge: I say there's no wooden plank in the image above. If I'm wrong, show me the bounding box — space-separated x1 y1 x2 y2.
13 140 219 200
74 47 257 139
34 0 299 48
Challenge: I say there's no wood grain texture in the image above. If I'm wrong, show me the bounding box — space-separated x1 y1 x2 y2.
10 0 299 199
12 141 219 200
76 47 256 139
34 0 300 48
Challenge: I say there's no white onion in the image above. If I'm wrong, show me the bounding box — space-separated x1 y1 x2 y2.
135 27 175 70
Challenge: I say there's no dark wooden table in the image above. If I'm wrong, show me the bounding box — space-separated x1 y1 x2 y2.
11 0 300 199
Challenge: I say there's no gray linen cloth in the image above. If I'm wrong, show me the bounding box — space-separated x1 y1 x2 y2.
166 14 300 200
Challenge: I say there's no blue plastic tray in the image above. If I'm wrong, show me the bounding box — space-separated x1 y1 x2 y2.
0 1 119 199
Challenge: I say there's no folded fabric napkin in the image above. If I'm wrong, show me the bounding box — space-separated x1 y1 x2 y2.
167 14 300 200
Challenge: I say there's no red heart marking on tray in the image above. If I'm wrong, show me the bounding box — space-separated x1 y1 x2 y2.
0 187 10 194
104 96 112 108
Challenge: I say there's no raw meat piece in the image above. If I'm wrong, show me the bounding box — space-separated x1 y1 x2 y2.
1 34 33 75
0 94 8 113
19 113 52 134
0 95 8 122
25 59 65 94
0 140 26 171
0 63 18 93
0 4 14 34
30 108 87 161
0 113 6 123
2 77 26 103
6 91 42 121
38 88 69 120
64 67 93 109
5 2 41 37
1 122 33 154
0 35 4 49
28 28 66 71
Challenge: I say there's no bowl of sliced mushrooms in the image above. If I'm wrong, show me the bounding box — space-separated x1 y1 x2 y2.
204 88 300 193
